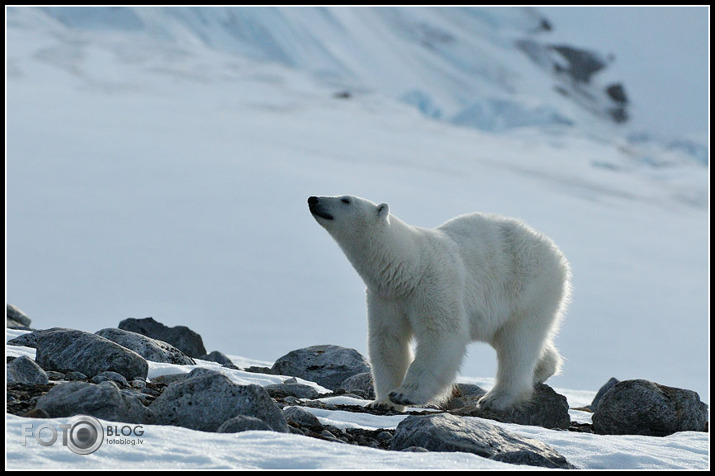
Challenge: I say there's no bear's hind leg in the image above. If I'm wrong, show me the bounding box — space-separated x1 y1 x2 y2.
533 341 562 384
480 317 547 410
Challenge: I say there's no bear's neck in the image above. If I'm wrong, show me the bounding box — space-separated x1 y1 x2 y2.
341 216 422 299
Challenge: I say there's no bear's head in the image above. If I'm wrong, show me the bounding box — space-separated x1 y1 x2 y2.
308 195 390 241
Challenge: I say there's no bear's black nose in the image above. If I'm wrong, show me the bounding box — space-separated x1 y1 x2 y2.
308 196 319 206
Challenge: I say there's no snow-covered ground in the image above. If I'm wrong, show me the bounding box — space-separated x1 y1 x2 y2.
5 329 710 470
6 6 710 469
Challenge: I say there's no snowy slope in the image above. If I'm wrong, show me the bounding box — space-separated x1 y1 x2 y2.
6 4 709 417
5 330 710 470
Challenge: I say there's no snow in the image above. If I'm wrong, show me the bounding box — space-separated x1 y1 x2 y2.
5 329 709 469
5 6 710 470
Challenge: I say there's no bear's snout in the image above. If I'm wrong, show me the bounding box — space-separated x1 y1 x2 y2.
308 196 334 221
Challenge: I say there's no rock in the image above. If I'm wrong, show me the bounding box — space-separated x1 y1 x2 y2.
24 408 51 419
217 416 273 433
7 355 49 385
65 371 88 381
283 406 322 427
96 327 196 365
451 384 570 430
45 370 65 380
35 381 149 424
118 317 206 358
444 383 487 410
7 304 32 329
149 370 288 433
338 372 375 399
271 345 370 391
243 366 274 374
197 350 239 369
592 379 708 436
150 373 189 386
589 377 619 411
264 381 320 400
34 328 148 380
390 413 574 469
91 370 129 387
7 327 78 348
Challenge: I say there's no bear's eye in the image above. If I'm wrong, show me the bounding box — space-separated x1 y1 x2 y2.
341 198 351 205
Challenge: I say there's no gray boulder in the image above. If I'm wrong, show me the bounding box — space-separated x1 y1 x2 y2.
390 413 574 469
283 406 322 427
91 370 129 387
444 383 487 411
264 378 320 400
35 381 149 424
338 372 375 399
7 304 32 329
96 327 196 365
197 351 239 370
592 379 708 436
589 377 619 411
271 345 370 391
118 317 206 358
452 384 570 430
7 327 78 348
149 369 288 433
34 328 148 380
217 416 273 433
7 355 49 385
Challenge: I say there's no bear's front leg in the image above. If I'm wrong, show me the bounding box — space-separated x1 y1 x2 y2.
388 329 467 406
365 292 411 411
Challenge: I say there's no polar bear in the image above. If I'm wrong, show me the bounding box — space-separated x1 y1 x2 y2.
308 195 571 411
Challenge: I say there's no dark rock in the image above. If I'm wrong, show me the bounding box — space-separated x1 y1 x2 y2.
6 383 54 416
150 373 189 386
592 379 709 436
589 377 619 411
45 370 66 380
605 83 628 104
197 350 239 369
65 371 88 381
91 370 129 387
243 366 274 374
24 408 51 419
271 345 370 391
283 406 322 427
35 381 150 424
338 372 375 399
217 415 273 433
390 413 575 469
118 317 206 358
264 380 320 400
444 383 488 410
34 328 148 380
7 327 78 348
7 355 49 385
149 370 288 433
451 383 570 430
96 328 196 365
400 446 430 452
7 304 32 329
551 44 607 84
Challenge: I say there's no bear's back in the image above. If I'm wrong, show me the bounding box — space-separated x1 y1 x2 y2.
436 211 568 287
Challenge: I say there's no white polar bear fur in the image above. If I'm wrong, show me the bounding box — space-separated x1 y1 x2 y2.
308 195 571 411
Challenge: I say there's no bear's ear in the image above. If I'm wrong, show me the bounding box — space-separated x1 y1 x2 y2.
377 203 389 220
